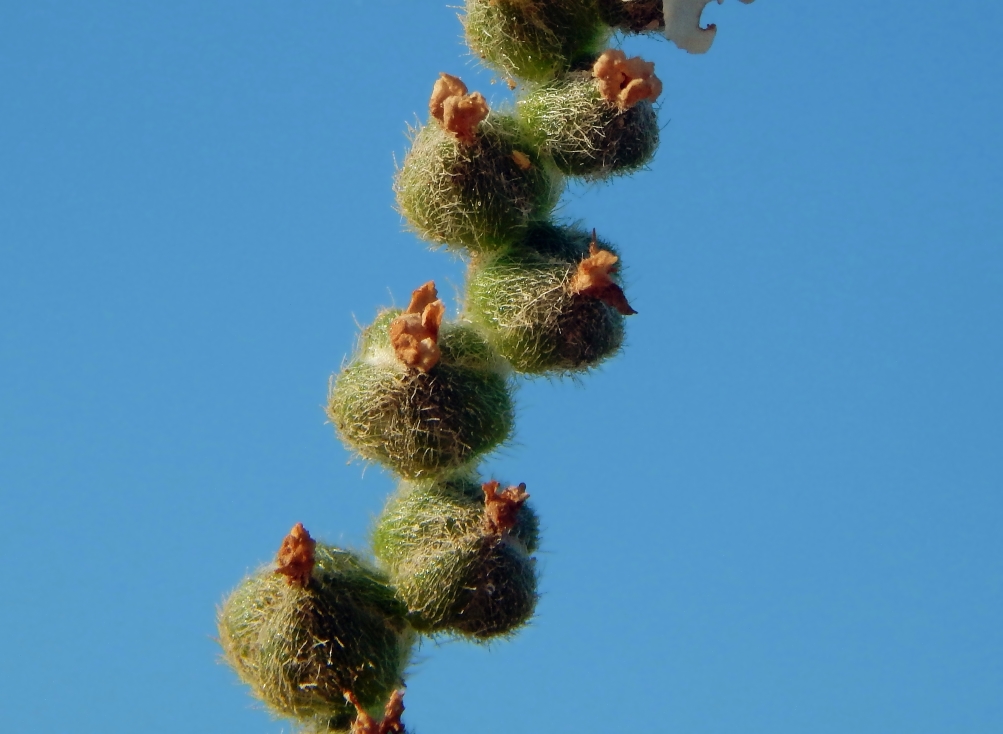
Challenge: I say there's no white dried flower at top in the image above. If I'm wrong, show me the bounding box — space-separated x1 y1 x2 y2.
662 0 755 54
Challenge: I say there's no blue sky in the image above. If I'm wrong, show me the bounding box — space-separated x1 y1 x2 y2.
1 2 1001 732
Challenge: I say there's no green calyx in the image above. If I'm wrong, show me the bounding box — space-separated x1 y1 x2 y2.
465 223 628 375
327 311 515 479
395 113 563 253
518 69 660 180
463 0 609 83
372 475 539 639
217 545 413 730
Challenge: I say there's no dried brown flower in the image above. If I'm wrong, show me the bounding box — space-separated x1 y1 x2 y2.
569 232 637 316
429 72 490 144
389 281 446 372
274 522 316 588
482 479 530 535
592 49 663 110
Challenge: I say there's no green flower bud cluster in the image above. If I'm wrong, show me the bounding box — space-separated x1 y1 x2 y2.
372 475 540 639
463 0 609 83
517 61 660 180
216 1 757 730
327 311 514 479
219 526 413 733
466 222 629 374
394 114 562 252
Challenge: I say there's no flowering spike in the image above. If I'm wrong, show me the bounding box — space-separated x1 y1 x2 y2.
222 0 758 726
593 50 663 110
346 689 406 734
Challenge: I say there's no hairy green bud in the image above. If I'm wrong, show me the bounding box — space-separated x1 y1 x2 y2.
395 113 562 253
327 307 515 478
372 474 539 640
218 530 413 732
463 0 609 83
518 67 660 180
465 223 634 374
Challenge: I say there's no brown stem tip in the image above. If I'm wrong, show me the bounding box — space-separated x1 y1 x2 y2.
568 231 638 316
483 480 530 536
429 72 489 145
275 522 316 588
346 689 406 734
593 49 663 110
390 281 446 372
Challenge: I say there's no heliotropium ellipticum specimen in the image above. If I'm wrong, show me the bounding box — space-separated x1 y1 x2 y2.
218 0 756 730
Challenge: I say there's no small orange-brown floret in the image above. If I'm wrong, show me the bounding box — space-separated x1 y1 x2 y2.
569 232 638 316
390 281 446 372
429 72 489 145
592 49 663 110
483 479 530 535
346 689 406 734
274 522 316 588
511 150 532 170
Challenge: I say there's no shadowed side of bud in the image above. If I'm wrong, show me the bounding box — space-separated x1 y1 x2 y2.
597 0 665 32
